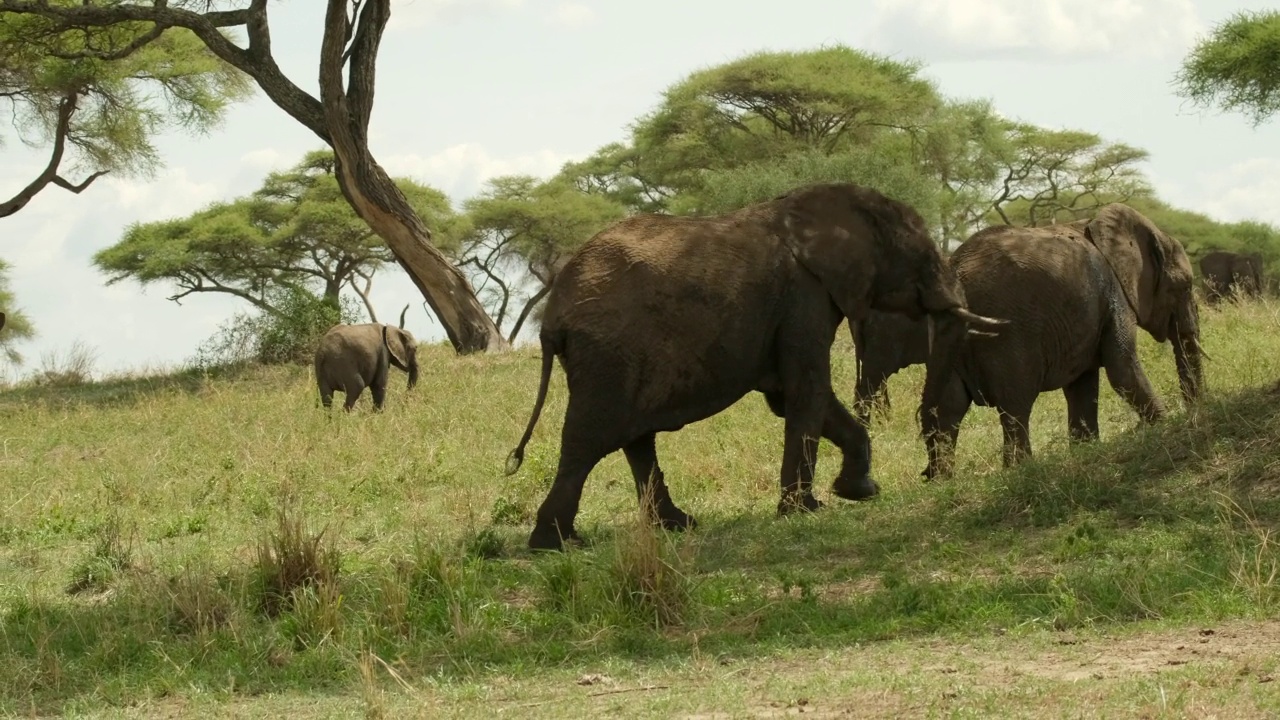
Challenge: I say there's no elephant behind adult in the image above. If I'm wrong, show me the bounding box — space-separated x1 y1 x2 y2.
1200 250 1264 302
851 310 931 424
504 181 1008 551
314 305 419 411
920 204 1205 478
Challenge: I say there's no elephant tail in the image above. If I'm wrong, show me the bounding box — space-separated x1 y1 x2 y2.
505 329 560 476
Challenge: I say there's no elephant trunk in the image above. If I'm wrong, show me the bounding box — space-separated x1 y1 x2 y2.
918 310 967 427
1170 301 1203 406
406 360 419 390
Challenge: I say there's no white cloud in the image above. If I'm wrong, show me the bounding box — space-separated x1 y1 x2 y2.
381 143 575 202
866 0 1204 62
549 2 595 28
1168 158 1280 226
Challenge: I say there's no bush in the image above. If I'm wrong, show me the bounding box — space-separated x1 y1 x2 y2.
190 289 362 370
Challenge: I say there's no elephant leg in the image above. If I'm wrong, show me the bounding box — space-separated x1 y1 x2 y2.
623 432 695 532
317 379 334 410
922 375 971 481
822 390 879 502
773 370 829 517
997 402 1034 467
342 380 365 412
764 389 876 504
1100 321 1165 423
528 399 618 551
1063 368 1101 443
370 381 387 411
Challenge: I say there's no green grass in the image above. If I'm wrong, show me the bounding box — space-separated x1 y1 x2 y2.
3 297 1280 717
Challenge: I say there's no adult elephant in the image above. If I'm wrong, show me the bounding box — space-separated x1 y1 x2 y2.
504 181 1008 551
1200 250 1264 302
920 204 1205 479
314 305 419 411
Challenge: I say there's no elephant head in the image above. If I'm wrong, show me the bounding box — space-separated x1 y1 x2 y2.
778 183 1006 417
1084 204 1203 404
383 304 419 390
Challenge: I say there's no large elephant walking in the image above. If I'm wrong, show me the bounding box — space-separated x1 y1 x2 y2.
1200 250 1264 303
919 204 1205 478
504 182 1007 551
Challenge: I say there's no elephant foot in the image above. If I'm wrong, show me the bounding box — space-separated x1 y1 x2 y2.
776 491 824 517
527 521 583 552
655 507 698 532
831 473 880 502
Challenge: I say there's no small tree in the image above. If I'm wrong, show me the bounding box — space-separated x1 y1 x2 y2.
0 258 35 365
456 176 625 342
92 149 465 322
1175 9 1280 126
0 10 251 217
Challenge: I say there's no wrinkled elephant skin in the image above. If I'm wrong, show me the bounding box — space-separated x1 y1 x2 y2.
504 182 1008 551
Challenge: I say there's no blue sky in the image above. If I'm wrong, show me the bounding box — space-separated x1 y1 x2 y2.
3 0 1278 375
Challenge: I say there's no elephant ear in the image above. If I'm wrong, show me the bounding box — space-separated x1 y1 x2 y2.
382 325 410 370
779 188 878 321
1084 204 1167 325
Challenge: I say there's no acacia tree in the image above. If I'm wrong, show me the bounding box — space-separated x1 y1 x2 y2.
0 9 251 217
1175 9 1280 126
92 149 463 321
0 0 506 353
454 176 625 342
0 258 34 364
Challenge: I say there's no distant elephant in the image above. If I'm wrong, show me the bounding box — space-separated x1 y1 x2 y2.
851 309 932 425
0 312 5 332
504 181 1008 551
919 204 1205 479
1200 250 1264 302
314 305 419 411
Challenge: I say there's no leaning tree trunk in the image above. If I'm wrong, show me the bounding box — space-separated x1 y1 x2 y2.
319 0 505 353
0 0 508 353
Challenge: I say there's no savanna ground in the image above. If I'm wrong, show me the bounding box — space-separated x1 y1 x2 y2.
3 298 1280 718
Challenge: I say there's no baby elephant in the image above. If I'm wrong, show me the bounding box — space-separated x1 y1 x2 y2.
314 305 419 411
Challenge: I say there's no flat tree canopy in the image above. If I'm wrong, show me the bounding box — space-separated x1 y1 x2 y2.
93 149 466 323
1176 9 1280 126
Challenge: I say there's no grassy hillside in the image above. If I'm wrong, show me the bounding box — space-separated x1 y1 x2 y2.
2 297 1280 716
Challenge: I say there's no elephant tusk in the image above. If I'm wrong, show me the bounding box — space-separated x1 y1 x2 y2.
1194 338 1212 362
949 306 1009 329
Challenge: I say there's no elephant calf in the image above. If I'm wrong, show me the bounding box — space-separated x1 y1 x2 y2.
314 305 419 411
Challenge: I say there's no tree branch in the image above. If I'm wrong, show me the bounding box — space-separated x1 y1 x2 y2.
0 89 111 218
0 0 330 141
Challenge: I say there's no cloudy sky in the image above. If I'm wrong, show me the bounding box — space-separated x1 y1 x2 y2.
3 0 1278 375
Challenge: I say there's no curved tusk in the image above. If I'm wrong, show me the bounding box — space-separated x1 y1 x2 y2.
949 306 1009 328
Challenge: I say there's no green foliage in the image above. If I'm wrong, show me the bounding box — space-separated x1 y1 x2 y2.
687 145 940 220
563 46 1154 249
458 175 626 340
0 7 252 212
191 288 362 369
1175 9 1280 126
92 149 461 321
0 257 35 365
983 125 1151 228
